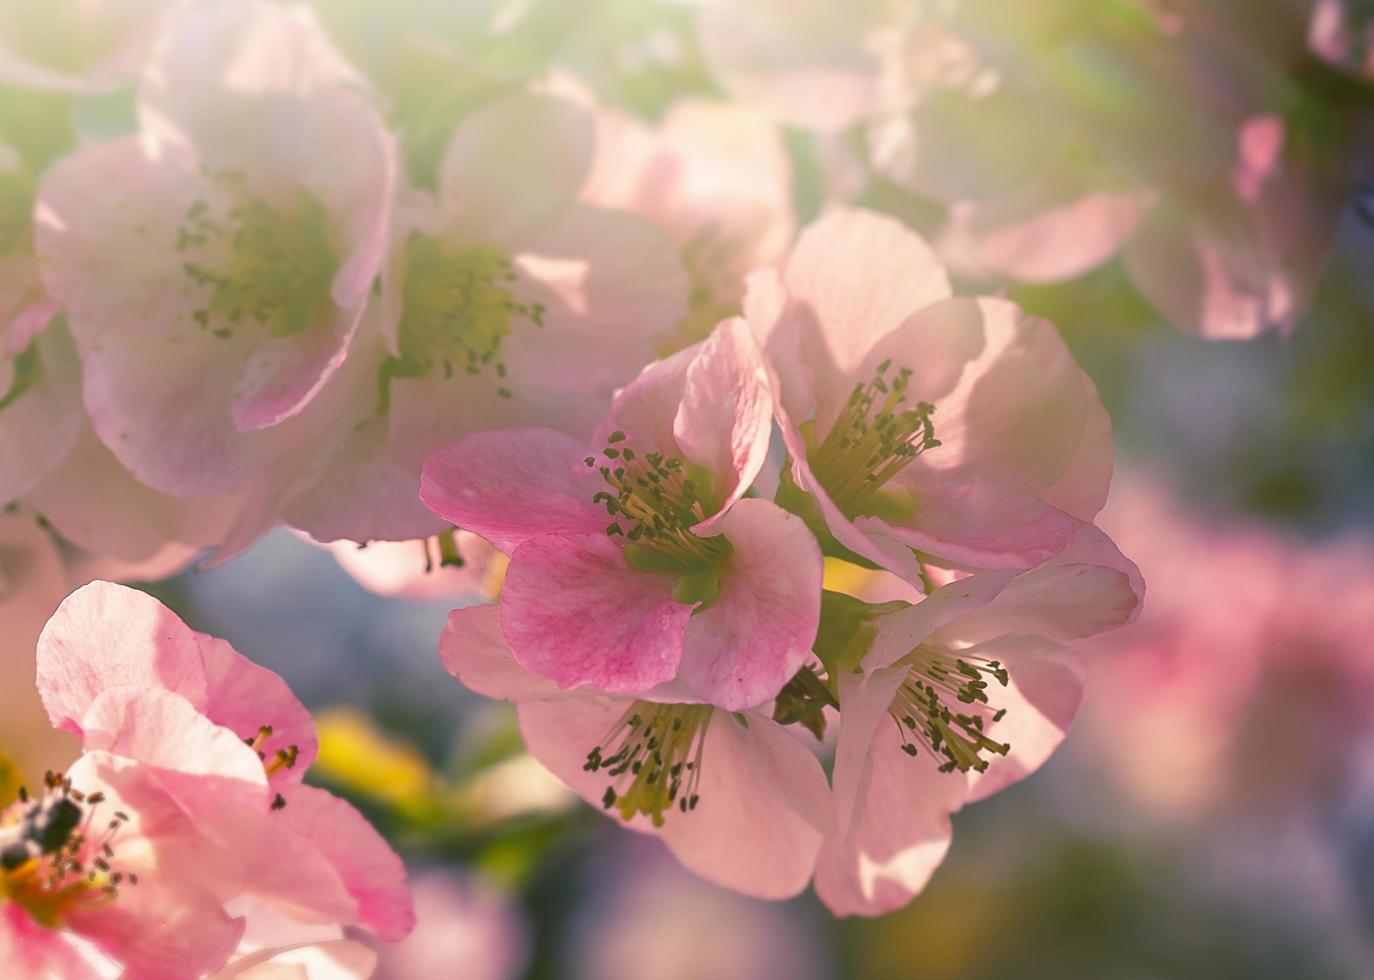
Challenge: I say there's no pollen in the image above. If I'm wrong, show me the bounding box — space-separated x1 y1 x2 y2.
806 360 940 520
176 168 338 340
888 647 1011 774
584 702 713 828
394 235 545 392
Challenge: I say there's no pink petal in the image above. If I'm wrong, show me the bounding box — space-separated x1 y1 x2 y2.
862 571 1016 672
438 605 565 702
272 784 416 942
0 0 171 95
677 500 822 710
675 320 774 529
927 298 1111 509
420 428 606 554
500 533 691 694
518 698 829 899
870 475 1078 571
439 92 592 250
37 582 316 773
814 670 964 916
938 189 1144 284
782 208 950 384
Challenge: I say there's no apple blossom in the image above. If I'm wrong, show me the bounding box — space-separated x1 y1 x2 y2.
35 0 394 499
748 207 1111 583
422 319 823 710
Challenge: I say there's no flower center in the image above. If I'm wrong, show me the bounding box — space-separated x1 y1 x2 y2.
584 702 713 828
177 168 338 340
806 360 940 522
888 647 1011 774
394 235 545 393
587 432 733 599
1 772 136 928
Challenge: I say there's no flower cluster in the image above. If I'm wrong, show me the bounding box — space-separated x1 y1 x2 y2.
424 208 1144 914
23 0 1374 952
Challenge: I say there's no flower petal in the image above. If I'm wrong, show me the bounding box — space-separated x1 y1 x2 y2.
420 428 606 554
438 604 565 702
518 698 829 899
500 533 691 694
677 500 822 710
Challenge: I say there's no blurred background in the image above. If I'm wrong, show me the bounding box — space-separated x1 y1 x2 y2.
5 0 1374 976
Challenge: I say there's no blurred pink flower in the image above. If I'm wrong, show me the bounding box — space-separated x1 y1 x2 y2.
1082 476 1374 816
878 3 1363 338
35 0 394 501
814 524 1142 915
374 870 528 980
423 319 823 710
1309 0 1374 77
580 95 794 349
439 604 831 900
15 580 416 975
571 839 826 980
748 208 1112 583
0 0 174 93
281 88 688 545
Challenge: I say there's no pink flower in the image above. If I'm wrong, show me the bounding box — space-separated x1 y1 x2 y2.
813 525 1143 915
748 207 1112 582
35 0 394 499
1082 476 1374 816
280 88 688 545
5 580 416 976
422 319 824 711
438 603 832 900
580 95 794 349
0 0 174 93
374 870 528 980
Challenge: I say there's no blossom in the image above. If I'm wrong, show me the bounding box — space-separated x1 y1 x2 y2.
35 0 394 499
0 0 174 93
279 87 688 545
812 525 1143 915
4 580 415 976
374 870 528 980
438 603 832 900
748 207 1112 583
422 319 823 710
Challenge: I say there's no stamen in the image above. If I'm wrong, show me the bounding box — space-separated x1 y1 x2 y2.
583 702 713 828
394 235 544 391
888 647 1011 774
587 432 732 577
1 771 134 927
807 361 940 520
242 722 300 779
176 167 337 340
421 527 466 574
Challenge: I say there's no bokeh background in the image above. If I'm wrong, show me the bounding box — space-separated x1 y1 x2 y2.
6 0 1374 976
